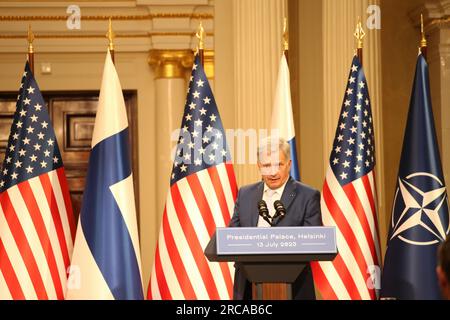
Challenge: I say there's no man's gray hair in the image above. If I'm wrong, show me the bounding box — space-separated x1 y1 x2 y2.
257 136 291 162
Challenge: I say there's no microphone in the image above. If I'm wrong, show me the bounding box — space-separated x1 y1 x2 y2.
273 200 286 222
257 200 272 226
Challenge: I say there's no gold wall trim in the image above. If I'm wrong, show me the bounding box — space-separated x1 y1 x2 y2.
0 32 213 39
0 13 213 21
149 32 214 37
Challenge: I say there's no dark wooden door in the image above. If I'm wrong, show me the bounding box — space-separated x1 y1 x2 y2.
0 92 139 221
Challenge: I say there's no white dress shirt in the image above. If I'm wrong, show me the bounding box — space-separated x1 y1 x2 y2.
257 180 288 227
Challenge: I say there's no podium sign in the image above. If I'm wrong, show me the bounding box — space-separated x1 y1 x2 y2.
216 227 337 256
205 226 338 300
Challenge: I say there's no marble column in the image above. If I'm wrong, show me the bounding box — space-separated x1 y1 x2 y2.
322 0 386 251
148 50 193 226
231 0 288 186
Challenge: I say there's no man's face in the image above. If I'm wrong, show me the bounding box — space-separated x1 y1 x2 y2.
258 149 291 190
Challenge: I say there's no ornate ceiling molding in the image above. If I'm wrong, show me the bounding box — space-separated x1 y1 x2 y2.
0 13 213 21
0 0 214 52
410 0 450 30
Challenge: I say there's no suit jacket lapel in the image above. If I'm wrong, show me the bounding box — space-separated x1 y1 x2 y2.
280 177 297 212
251 182 265 227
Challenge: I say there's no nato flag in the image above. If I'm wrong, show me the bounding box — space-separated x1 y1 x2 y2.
381 54 450 299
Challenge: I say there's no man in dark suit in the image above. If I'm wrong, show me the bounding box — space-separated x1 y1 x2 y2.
229 137 322 300
437 235 450 300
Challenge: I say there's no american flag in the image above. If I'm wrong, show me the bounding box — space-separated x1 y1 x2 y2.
311 56 381 300
0 63 75 300
148 54 237 300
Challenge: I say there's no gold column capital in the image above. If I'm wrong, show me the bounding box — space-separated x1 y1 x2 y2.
148 49 214 79
148 50 194 79
203 50 214 79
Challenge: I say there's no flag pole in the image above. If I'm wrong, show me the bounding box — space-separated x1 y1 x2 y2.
196 21 205 67
354 17 365 67
420 14 428 60
283 17 289 64
27 24 35 74
106 17 115 64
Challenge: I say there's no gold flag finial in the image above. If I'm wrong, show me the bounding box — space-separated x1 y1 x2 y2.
106 17 115 51
283 17 289 51
420 14 427 48
354 17 366 49
196 21 206 51
27 24 34 53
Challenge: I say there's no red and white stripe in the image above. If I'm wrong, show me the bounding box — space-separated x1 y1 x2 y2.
312 166 381 300
149 162 237 300
0 168 75 300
